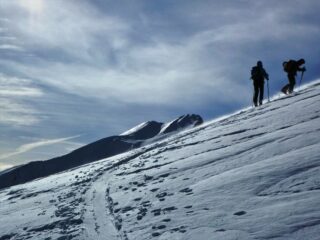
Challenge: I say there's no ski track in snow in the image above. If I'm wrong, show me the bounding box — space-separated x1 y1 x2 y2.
0 81 320 240
82 168 119 240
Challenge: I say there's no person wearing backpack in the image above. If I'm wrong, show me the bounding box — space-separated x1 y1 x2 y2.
281 58 306 94
250 61 269 106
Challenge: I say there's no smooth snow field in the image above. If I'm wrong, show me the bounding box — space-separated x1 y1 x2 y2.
1 81 320 240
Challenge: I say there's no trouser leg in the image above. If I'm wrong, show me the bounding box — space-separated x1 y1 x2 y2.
259 84 264 105
288 74 296 93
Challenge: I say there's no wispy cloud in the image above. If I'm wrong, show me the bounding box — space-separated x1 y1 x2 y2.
0 163 14 171
1 0 318 107
0 74 43 125
0 99 39 125
1 0 319 106
0 74 42 96
0 44 24 51
1 0 129 61
0 135 81 161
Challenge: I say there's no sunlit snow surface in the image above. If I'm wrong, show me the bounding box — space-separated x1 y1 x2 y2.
1 81 320 240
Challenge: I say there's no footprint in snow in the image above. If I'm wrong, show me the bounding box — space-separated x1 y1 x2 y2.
179 187 193 195
171 225 187 233
152 232 161 237
150 188 159 192
162 218 171 222
152 225 166 230
234 210 247 216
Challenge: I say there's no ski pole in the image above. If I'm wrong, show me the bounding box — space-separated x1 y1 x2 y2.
299 71 304 88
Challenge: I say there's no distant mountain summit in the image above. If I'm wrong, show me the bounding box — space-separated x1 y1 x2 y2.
120 121 163 139
160 114 203 134
121 114 203 138
0 114 203 190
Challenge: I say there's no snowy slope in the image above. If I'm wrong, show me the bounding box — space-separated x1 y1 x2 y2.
0 81 319 240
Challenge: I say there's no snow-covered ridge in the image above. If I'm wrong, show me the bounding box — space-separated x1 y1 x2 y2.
0 114 203 190
121 122 149 135
120 114 203 138
160 114 203 134
0 81 319 240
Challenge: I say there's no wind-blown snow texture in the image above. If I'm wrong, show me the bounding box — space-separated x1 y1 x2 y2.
0 81 320 240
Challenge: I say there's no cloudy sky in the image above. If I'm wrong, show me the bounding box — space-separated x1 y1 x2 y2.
0 0 319 171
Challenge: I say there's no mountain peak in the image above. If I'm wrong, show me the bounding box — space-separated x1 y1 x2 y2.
120 121 163 139
160 114 203 134
120 114 203 139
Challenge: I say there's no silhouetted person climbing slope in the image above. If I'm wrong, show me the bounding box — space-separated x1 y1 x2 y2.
281 58 306 95
250 61 269 107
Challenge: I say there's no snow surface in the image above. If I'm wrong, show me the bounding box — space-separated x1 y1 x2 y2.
0 81 320 240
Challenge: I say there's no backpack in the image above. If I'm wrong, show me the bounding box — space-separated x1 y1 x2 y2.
251 66 261 81
283 60 295 73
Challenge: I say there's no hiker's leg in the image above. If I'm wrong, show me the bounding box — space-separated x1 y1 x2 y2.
288 74 296 93
253 83 259 106
259 83 264 105
281 84 289 94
